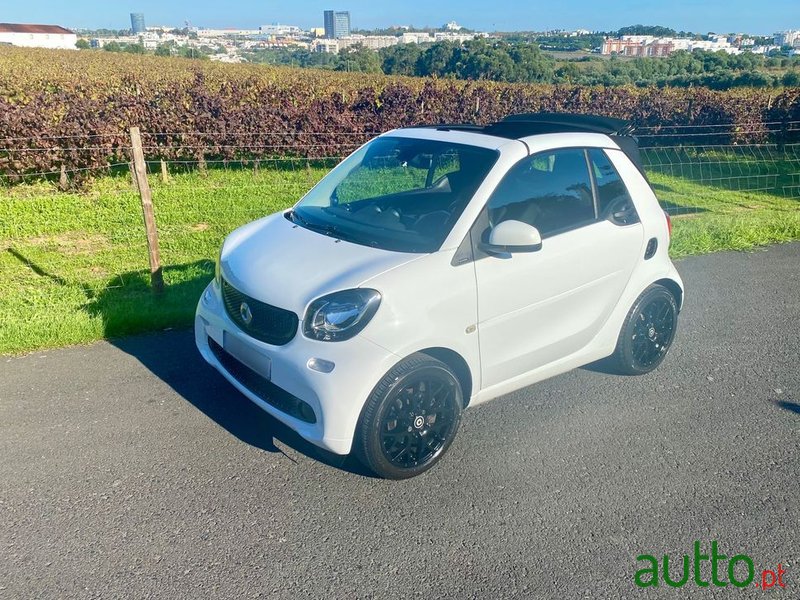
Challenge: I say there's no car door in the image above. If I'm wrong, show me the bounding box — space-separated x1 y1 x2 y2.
474 147 644 389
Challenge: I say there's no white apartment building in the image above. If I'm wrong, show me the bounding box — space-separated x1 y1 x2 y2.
260 24 303 36
670 38 741 54
774 30 800 47
0 23 77 49
338 35 400 51
311 38 339 53
603 35 741 56
401 32 434 44
196 28 260 38
433 32 479 44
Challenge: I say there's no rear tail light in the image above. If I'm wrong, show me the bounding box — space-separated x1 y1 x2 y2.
664 211 672 238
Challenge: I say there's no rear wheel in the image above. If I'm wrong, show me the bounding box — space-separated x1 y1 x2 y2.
355 354 462 480
611 284 678 375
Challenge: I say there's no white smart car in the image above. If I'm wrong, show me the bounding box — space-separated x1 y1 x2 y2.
195 113 684 479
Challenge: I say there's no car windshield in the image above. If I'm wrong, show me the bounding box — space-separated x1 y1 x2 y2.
290 136 498 253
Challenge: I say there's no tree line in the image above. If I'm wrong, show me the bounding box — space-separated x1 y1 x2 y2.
244 39 800 89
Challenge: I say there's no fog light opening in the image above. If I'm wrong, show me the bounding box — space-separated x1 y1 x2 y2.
307 358 335 373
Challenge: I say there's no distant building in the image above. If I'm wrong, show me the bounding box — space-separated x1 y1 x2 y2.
445 21 463 31
130 13 145 34
433 31 479 44
401 32 434 44
259 24 303 36
727 34 755 47
196 28 260 38
774 30 800 48
0 23 77 49
602 35 740 57
324 10 350 39
312 38 339 53
603 36 674 57
338 35 399 51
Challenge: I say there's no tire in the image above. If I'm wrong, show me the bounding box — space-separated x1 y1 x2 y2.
355 353 463 480
610 284 678 375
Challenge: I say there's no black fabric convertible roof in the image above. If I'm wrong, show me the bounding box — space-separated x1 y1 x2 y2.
407 113 645 175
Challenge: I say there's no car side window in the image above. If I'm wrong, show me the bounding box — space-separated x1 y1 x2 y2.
487 148 595 237
588 149 637 223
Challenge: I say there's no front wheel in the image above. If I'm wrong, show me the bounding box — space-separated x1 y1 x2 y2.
611 284 678 375
355 354 463 480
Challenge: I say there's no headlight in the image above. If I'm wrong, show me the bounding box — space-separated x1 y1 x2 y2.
303 289 381 342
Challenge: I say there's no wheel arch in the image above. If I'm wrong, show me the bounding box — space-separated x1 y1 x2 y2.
654 277 683 312
417 347 474 407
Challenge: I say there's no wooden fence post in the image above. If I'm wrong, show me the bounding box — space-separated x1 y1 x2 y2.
129 161 139 192
160 159 170 183
129 126 164 294
59 165 68 191
198 153 208 176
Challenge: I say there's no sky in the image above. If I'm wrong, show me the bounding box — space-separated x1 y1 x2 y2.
1 0 798 35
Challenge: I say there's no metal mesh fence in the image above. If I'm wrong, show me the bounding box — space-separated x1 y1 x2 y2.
641 143 800 215
3 122 800 352
1 124 799 294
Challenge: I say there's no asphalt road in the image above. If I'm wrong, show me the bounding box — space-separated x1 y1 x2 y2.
2 243 799 599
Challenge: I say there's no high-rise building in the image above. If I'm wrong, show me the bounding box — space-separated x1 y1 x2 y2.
323 10 350 39
130 13 146 34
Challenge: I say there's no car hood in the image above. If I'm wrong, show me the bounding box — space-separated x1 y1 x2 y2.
220 212 424 314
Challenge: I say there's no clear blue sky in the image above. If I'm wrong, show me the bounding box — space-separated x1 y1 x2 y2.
2 0 798 35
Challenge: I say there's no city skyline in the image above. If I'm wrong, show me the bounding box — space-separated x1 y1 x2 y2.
1 0 798 35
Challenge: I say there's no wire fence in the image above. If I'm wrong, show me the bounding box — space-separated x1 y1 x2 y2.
1 123 799 295
641 144 800 208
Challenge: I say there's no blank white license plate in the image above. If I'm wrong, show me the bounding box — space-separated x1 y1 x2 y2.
223 331 272 380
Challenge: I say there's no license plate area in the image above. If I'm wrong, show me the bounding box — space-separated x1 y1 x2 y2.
223 331 272 380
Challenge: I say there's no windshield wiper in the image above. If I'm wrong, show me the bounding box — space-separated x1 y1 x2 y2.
289 210 346 239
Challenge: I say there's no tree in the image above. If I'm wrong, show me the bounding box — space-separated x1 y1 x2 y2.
154 43 173 57
783 71 800 87
75 39 90 50
452 40 514 81
617 25 677 37
178 46 208 60
380 43 423 76
416 42 458 77
124 44 146 55
336 44 383 73
507 42 554 82
555 62 581 84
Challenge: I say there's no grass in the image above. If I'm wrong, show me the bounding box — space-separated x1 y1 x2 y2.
642 145 800 256
0 165 327 355
1 161 799 355
649 173 800 257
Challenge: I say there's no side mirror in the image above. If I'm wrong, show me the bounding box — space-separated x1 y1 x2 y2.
479 220 543 254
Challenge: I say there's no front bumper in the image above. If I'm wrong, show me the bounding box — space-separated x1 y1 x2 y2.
195 281 400 455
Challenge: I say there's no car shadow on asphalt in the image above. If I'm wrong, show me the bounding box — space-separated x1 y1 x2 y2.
773 399 800 415
6 248 374 477
581 356 622 376
111 330 377 478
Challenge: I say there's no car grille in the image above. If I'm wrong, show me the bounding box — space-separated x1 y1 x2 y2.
208 337 316 424
221 278 298 346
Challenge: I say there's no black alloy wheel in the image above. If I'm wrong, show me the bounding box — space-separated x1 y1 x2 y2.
355 354 463 479
611 284 679 375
